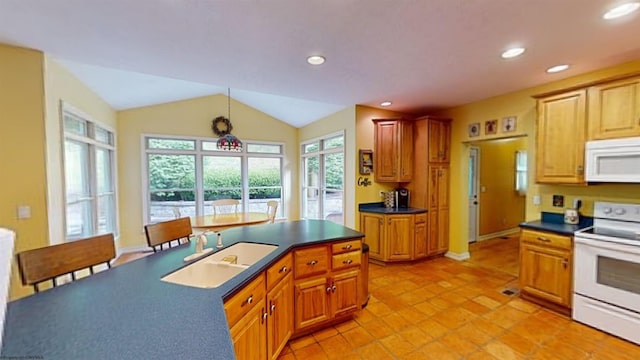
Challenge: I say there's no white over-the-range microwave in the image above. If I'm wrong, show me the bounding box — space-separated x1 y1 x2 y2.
585 136 640 183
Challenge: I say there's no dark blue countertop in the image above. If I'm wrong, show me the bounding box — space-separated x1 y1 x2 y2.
519 212 593 236
1 220 364 360
358 202 427 214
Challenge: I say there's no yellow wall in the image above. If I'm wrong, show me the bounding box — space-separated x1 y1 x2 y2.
117 94 298 249
0 44 48 300
43 56 117 247
474 137 526 236
298 106 356 227
437 60 640 256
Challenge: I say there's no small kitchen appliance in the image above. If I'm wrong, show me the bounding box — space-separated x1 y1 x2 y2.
563 199 581 225
396 188 410 208
573 201 640 345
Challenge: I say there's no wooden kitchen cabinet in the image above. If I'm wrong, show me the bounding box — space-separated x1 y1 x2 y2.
534 89 587 184
225 274 268 360
359 212 429 261
406 116 451 257
588 76 640 140
428 118 452 163
519 229 573 315
266 254 293 360
292 240 362 336
372 119 413 182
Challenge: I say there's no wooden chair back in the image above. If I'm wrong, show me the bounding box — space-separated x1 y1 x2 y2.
16 233 116 293
212 199 239 215
144 217 193 252
266 200 279 223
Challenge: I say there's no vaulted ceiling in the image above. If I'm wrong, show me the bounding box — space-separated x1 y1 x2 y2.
1 1 639 127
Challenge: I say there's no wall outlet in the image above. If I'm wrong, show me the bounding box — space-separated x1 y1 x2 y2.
532 195 541 205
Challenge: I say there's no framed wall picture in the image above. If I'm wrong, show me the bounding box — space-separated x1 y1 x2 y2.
485 119 498 135
502 116 516 132
468 123 480 137
359 149 373 174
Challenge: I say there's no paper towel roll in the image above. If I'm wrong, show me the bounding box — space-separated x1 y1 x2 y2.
0 228 15 350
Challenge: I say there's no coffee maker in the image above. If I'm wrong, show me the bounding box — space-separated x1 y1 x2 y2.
396 188 410 208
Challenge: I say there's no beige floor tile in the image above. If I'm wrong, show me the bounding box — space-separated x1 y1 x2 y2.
398 325 433 347
355 341 395 360
483 340 521 360
439 331 479 356
379 333 415 357
293 343 329 360
341 326 375 348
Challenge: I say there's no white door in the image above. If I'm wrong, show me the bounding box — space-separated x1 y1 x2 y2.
468 147 479 243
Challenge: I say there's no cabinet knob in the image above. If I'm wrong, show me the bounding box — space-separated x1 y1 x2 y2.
343 259 353 265
563 258 569 269
577 166 584 175
307 260 318 266
279 266 288 273
242 295 253 307
332 284 337 293
262 309 268 324
270 304 276 313
342 244 352 250
536 237 551 242
326 286 332 293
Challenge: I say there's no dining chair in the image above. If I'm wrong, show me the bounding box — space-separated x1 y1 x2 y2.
266 200 278 223
16 233 116 293
144 217 193 253
211 199 239 215
172 206 182 219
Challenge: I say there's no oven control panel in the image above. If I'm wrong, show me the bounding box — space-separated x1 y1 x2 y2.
594 201 640 222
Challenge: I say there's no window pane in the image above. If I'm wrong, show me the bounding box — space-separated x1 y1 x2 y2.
323 135 344 150
65 140 91 202
323 190 344 225
324 153 344 190
247 144 282 154
248 157 283 213
97 194 116 233
203 156 242 214
303 142 319 154
95 126 112 145
148 154 195 222
64 113 87 136
67 200 92 238
304 156 319 187
96 148 113 193
148 138 195 150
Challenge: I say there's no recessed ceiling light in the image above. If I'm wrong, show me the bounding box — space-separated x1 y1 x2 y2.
603 2 640 19
547 64 570 73
306 55 326 65
380 101 392 107
501 47 526 59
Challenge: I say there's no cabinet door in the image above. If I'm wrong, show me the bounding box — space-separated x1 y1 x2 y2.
230 298 267 360
413 215 428 259
536 90 587 183
294 277 330 331
267 273 293 360
330 270 360 318
399 120 414 182
360 213 384 260
387 215 414 261
374 120 399 181
520 243 572 307
428 119 452 163
588 77 640 140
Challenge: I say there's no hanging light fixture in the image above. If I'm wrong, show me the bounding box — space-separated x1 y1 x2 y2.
212 88 243 151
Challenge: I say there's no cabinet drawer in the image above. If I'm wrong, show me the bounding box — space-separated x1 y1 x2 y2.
224 273 266 327
294 246 329 279
266 253 293 290
331 239 362 255
332 251 361 271
415 213 427 224
521 229 571 250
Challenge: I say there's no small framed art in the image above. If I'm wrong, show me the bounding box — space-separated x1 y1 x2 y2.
502 116 516 132
485 119 498 135
468 123 480 137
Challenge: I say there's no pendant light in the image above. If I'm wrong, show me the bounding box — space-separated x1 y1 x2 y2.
213 88 243 151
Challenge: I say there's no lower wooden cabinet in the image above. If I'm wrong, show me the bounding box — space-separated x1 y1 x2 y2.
293 241 362 336
519 229 573 315
359 212 431 262
267 272 293 360
229 297 267 360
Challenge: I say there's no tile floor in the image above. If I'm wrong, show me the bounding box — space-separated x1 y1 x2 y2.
467 235 520 277
277 255 640 359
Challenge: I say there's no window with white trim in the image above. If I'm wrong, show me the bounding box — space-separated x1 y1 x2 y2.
301 132 344 224
62 107 117 240
144 135 284 223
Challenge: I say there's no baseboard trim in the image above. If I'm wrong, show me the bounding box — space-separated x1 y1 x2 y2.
445 251 470 261
477 228 520 242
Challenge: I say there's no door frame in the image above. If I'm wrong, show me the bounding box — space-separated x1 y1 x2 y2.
468 146 479 243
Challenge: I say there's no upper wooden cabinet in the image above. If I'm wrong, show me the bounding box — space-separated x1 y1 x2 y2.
427 118 452 163
372 119 413 182
588 76 640 140
535 89 587 184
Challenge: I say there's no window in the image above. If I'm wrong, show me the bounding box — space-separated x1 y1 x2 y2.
144 136 284 223
515 150 527 195
301 132 344 224
62 107 117 240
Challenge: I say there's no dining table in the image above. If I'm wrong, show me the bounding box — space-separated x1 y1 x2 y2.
190 212 271 231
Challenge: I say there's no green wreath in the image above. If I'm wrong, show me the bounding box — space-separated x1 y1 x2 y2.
211 116 233 137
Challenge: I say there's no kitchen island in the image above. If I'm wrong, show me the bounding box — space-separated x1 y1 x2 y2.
1 220 364 360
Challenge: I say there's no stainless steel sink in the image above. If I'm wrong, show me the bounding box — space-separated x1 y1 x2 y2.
161 242 277 289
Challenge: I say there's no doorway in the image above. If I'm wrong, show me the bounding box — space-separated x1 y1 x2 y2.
468 147 479 243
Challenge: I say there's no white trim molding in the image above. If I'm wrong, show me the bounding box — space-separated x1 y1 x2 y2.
445 251 470 261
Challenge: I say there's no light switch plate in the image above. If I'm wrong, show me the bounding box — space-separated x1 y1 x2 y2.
532 195 541 205
17 205 31 219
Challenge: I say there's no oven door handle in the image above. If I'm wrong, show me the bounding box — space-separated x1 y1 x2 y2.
575 236 640 254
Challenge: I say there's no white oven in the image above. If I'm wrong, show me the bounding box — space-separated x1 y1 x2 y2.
573 201 640 345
